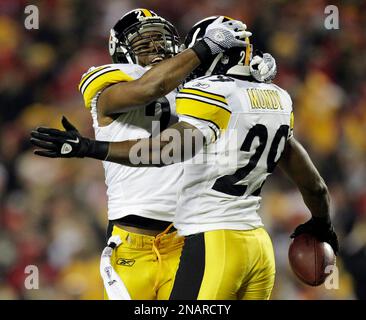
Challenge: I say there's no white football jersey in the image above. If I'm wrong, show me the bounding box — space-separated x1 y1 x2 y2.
175 75 294 236
78 63 182 221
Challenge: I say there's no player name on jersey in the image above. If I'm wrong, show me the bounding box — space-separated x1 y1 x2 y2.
246 88 283 110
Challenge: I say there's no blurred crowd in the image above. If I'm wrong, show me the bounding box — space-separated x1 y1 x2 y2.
0 0 365 299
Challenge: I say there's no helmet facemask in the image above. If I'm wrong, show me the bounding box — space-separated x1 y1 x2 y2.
110 17 180 66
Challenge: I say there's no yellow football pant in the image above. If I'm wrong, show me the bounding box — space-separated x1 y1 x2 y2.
170 228 275 300
105 225 184 300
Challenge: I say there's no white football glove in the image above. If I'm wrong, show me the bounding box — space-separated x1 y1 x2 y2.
203 16 252 54
250 53 277 83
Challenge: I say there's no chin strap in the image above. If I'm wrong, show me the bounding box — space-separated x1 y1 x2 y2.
100 235 131 300
205 52 224 76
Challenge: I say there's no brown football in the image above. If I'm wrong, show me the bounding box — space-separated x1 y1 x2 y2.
288 233 336 286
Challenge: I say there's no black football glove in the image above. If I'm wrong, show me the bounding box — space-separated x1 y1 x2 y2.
291 216 339 255
30 116 109 160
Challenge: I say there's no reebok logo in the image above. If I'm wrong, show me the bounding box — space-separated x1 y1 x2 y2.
116 258 135 267
192 82 210 89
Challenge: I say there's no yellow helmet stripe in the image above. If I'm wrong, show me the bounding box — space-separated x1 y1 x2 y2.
141 9 153 17
244 37 251 66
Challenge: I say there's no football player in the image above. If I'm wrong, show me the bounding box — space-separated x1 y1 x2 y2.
29 10 263 299
31 13 279 299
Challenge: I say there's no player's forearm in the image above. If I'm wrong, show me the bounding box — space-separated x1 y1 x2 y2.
299 179 330 220
99 49 200 115
97 122 202 166
105 140 187 167
105 138 168 167
279 138 331 221
68 134 168 166
104 140 139 166
30 117 200 165
137 49 201 102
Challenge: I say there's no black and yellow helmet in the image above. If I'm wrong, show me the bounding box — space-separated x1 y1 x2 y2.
109 8 180 64
184 16 253 81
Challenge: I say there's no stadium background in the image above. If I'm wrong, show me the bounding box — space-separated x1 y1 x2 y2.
0 0 365 299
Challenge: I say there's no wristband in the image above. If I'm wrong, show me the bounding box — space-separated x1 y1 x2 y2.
191 40 212 62
85 139 110 160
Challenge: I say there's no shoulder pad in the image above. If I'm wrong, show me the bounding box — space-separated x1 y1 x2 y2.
182 75 235 100
270 83 293 109
176 75 233 132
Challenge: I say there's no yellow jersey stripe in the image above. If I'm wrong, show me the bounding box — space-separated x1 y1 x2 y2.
82 69 133 108
176 97 231 130
78 66 110 91
80 68 119 95
142 9 152 17
179 88 228 104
